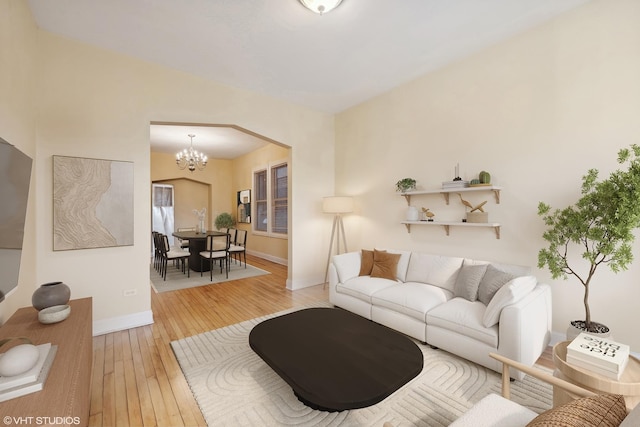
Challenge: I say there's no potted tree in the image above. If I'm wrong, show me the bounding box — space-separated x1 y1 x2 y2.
214 212 235 230
538 144 640 338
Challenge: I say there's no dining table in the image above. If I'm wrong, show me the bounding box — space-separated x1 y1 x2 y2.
172 230 228 272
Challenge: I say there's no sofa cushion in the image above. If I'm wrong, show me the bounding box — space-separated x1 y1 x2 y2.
483 276 537 327
427 298 498 347
358 249 377 276
337 276 398 303
332 251 362 284
405 253 464 292
463 259 532 277
449 393 537 427
478 264 517 306
526 393 627 427
371 282 452 322
454 264 488 302
371 250 401 280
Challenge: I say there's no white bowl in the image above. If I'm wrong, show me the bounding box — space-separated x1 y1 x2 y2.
38 304 71 324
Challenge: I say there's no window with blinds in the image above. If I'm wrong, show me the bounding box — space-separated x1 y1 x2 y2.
254 169 267 232
271 163 288 234
253 161 288 237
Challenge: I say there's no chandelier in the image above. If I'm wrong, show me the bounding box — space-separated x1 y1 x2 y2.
176 134 207 172
299 0 343 14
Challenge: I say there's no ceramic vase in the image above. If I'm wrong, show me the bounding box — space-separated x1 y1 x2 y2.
32 281 71 311
406 206 419 221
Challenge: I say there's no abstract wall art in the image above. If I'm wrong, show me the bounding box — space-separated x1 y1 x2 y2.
53 155 134 251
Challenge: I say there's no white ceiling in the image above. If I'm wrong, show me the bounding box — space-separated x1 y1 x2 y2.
27 0 591 158
149 124 271 159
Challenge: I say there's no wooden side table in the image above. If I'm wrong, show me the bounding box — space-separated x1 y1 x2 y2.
553 340 640 412
0 298 93 426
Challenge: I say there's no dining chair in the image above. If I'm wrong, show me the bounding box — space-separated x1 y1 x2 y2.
152 231 163 272
199 233 230 281
159 234 190 280
229 229 247 268
227 228 237 249
177 227 196 250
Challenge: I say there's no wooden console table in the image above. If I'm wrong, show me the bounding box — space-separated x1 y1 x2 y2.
553 340 640 412
0 298 92 426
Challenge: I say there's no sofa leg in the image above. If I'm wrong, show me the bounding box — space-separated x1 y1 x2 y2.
428 344 438 349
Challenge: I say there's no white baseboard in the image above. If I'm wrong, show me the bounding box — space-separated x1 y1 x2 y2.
286 274 325 290
246 249 287 266
93 310 154 336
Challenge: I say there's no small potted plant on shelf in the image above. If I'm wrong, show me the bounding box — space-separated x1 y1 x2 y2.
395 178 417 193
537 144 640 338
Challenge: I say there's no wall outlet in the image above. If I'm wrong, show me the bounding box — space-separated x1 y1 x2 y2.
123 289 137 297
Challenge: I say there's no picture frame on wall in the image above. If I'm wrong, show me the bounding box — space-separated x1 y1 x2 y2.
237 189 251 223
53 155 134 251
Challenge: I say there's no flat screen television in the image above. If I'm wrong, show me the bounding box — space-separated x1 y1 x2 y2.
0 137 33 302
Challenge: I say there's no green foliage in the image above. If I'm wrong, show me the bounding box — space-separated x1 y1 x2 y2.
538 145 640 331
395 178 416 192
214 212 235 230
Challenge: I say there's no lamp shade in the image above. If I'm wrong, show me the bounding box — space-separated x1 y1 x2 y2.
323 196 353 214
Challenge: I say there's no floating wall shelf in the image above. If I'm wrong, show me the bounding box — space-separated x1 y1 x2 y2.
400 185 502 205
401 220 501 239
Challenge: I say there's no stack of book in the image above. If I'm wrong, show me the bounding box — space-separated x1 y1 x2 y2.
566 332 630 380
0 343 57 402
442 180 469 189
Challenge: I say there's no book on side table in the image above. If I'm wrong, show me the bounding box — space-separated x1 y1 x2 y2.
567 332 630 380
0 343 57 402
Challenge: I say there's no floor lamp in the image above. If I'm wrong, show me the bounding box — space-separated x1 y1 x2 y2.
323 196 354 283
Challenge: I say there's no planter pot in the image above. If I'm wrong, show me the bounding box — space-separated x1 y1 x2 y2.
406 206 419 221
466 212 488 223
32 281 71 311
566 320 611 341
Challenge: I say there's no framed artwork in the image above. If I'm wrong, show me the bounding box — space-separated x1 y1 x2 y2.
53 155 134 250
237 189 251 223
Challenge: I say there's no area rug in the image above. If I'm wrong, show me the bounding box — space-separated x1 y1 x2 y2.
150 261 270 293
171 306 553 426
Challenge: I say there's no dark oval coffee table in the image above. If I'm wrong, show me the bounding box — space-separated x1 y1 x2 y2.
249 307 424 412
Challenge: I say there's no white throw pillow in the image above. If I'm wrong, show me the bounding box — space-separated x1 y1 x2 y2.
482 276 537 327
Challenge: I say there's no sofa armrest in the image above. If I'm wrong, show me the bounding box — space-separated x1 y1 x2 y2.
330 252 361 284
497 283 552 378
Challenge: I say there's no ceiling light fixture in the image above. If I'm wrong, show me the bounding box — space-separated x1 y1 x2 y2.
176 134 207 172
299 0 343 15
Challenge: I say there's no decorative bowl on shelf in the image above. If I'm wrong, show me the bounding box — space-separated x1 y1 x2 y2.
38 304 71 324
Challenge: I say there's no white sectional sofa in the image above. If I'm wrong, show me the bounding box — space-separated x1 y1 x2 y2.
328 249 552 380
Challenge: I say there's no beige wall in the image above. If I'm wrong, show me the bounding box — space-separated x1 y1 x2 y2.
0 0 38 322
232 143 290 263
1 1 335 330
335 0 640 350
6 0 639 349
151 141 290 264
151 151 234 230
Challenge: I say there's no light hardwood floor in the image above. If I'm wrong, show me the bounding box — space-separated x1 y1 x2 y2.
89 254 552 426
89 254 328 427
